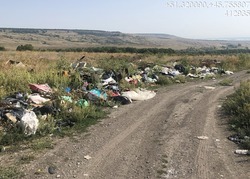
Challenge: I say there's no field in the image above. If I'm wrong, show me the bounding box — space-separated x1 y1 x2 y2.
1 28 250 51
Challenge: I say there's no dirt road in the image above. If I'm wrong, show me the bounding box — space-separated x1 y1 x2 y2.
22 71 250 179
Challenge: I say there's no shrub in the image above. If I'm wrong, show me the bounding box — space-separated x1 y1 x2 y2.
238 54 250 70
219 78 233 86
56 103 107 132
0 167 24 179
16 44 34 51
156 75 173 86
0 68 32 96
174 75 186 83
0 46 5 51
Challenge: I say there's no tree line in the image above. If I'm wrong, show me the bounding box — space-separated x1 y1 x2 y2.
1 44 250 55
45 46 250 55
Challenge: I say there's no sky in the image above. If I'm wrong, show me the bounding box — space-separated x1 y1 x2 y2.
1 0 250 39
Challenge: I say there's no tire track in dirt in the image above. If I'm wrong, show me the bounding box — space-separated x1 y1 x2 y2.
157 86 214 178
192 86 234 179
77 84 202 179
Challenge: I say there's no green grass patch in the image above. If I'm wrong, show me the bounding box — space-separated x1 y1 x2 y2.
0 129 26 146
29 137 54 151
156 75 173 86
19 154 35 164
0 167 24 179
219 78 233 86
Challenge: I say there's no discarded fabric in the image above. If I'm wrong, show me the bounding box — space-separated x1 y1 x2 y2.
29 83 53 93
122 89 156 101
197 136 209 140
234 150 249 155
204 86 215 90
28 94 50 104
84 155 92 160
111 96 132 105
87 89 107 101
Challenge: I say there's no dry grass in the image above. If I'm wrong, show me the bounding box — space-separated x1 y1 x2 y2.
0 51 244 69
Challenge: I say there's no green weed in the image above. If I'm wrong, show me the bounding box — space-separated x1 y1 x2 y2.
19 154 35 164
30 137 54 151
219 78 233 86
0 167 24 179
156 75 173 86
174 75 186 83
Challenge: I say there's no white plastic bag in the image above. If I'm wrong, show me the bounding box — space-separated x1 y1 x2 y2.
20 111 39 136
28 93 50 104
122 89 156 101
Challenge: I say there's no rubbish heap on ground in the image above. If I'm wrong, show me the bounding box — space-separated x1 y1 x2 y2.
0 57 234 136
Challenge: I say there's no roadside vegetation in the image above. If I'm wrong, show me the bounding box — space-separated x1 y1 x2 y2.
0 46 5 51
222 80 250 149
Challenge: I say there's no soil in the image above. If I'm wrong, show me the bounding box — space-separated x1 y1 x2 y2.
2 71 250 179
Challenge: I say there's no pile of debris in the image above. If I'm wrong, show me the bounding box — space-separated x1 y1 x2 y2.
0 84 56 136
0 57 235 136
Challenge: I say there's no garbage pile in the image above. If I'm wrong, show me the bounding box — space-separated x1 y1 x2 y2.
0 57 234 136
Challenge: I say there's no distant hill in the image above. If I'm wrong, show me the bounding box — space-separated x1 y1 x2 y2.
0 28 250 50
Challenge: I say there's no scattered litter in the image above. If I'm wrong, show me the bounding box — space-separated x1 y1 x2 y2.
33 105 58 115
234 149 249 155
227 134 247 144
84 155 92 160
5 113 17 123
48 166 56 174
5 60 26 68
197 136 209 140
225 70 234 75
29 83 53 94
122 88 156 101
87 89 107 101
204 86 215 90
28 94 50 104
111 96 132 105
19 111 39 136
